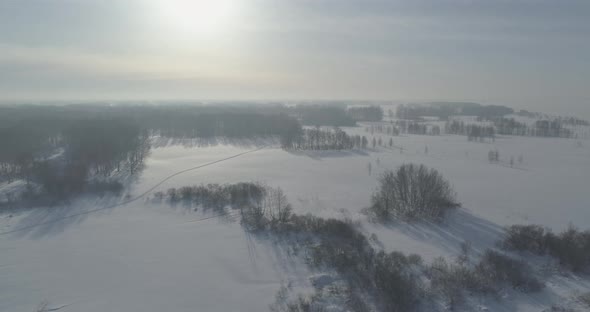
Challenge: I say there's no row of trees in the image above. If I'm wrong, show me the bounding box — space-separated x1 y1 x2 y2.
515 110 590 127
365 124 400 136
293 105 356 126
407 122 441 135
445 120 496 142
281 126 369 150
393 120 441 135
489 117 576 138
397 102 514 120
150 112 300 138
445 117 578 140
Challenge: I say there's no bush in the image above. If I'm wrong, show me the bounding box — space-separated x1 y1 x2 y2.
85 181 123 196
159 183 267 212
579 292 590 308
546 227 590 272
502 224 590 272
226 182 266 206
152 191 165 201
429 250 543 309
179 186 193 200
475 250 543 292
264 187 292 225
370 164 460 220
240 202 268 231
503 225 548 254
240 186 293 231
252 212 422 311
166 188 179 202
372 251 422 311
407 254 423 266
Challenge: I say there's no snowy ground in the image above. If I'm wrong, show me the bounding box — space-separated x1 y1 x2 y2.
1 129 589 311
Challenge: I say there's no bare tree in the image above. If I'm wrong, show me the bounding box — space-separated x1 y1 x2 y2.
265 187 292 224
371 164 460 220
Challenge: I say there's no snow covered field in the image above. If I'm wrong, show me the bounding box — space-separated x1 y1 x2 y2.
1 130 590 311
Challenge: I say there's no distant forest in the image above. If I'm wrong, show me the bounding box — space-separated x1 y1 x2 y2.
445 117 578 139
397 102 514 120
347 106 383 122
1 104 377 201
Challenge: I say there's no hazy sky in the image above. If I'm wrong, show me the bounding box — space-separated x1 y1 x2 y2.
0 0 589 116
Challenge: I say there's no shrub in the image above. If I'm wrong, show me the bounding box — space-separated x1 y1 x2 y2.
264 187 293 225
579 292 590 308
179 186 193 200
429 257 482 309
239 186 294 231
85 181 123 195
407 254 423 266
429 250 544 309
255 212 422 311
240 202 268 231
152 191 165 201
370 164 460 220
226 182 266 206
372 251 422 311
503 224 548 254
475 250 543 292
545 305 577 312
159 183 268 212
546 227 590 272
502 224 590 272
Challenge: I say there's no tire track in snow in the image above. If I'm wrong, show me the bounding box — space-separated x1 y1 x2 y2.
0 146 266 237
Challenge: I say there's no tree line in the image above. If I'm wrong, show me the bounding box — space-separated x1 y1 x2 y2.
487 117 575 138
292 104 357 126
0 117 150 199
394 120 441 135
445 120 496 142
281 126 369 150
397 102 514 120
347 105 383 121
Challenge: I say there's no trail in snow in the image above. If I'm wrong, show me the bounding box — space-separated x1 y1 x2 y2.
0 146 266 237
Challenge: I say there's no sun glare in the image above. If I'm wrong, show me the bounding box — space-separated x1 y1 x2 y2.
153 0 238 37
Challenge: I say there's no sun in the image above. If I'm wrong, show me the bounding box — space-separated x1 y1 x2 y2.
153 0 238 37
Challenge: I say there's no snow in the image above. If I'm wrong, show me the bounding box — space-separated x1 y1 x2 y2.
1 129 589 311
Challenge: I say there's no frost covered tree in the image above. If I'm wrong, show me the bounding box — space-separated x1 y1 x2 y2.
370 164 460 220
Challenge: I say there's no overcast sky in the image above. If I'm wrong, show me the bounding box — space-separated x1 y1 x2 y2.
0 0 589 116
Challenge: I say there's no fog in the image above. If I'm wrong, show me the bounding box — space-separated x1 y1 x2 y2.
1 1 590 312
